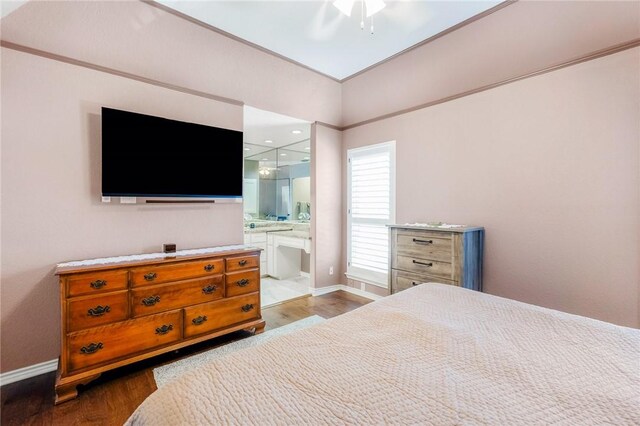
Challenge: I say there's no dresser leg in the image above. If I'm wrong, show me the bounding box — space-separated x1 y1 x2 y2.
245 320 266 335
54 373 101 405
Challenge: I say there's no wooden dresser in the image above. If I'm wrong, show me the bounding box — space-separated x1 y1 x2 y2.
55 246 264 404
388 225 484 294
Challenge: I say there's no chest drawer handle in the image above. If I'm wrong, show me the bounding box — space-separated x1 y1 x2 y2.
238 260 247 266
90 279 107 289
144 272 157 281
87 305 111 317
141 295 161 306
412 238 433 245
412 260 433 267
241 304 254 313
204 264 215 272
236 279 250 287
155 324 173 335
192 315 207 325
202 285 218 294
80 342 103 354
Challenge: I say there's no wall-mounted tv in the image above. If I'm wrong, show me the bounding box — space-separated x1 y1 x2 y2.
102 107 243 202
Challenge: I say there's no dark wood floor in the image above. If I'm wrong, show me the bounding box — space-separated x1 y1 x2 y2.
1 291 370 426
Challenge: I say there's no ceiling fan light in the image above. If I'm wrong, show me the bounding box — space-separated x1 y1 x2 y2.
333 0 354 17
365 0 385 18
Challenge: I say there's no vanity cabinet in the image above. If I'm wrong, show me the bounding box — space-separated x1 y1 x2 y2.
388 225 484 294
55 246 264 404
243 232 267 275
267 232 311 279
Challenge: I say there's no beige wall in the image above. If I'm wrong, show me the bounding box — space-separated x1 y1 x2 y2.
343 48 640 328
342 1 640 126
0 48 245 371
311 124 344 288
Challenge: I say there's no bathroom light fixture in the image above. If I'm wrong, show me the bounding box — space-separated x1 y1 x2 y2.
334 0 385 34
259 167 270 176
264 139 273 143
291 129 302 134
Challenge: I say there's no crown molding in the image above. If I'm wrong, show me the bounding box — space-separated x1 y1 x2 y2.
340 0 517 83
341 38 640 131
0 40 244 106
140 0 517 83
141 0 342 83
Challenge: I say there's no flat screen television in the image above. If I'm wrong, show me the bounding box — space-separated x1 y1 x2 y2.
102 107 243 201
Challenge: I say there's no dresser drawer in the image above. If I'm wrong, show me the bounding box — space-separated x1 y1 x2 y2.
394 230 453 262
184 293 260 338
67 290 129 332
130 276 224 318
225 255 260 272
391 270 457 293
225 269 260 297
394 255 453 280
67 310 181 372
66 270 128 297
130 259 224 287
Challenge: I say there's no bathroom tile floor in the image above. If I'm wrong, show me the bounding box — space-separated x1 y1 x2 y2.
261 275 311 307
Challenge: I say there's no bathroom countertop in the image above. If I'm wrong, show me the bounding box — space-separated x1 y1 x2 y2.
244 226 293 234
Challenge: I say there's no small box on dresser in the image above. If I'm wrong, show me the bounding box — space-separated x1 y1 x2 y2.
388 225 484 293
55 246 265 404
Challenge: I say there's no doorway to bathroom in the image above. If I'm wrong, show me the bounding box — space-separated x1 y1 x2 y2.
242 106 312 307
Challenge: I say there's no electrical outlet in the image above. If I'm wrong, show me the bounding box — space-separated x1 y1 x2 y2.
329 266 334 275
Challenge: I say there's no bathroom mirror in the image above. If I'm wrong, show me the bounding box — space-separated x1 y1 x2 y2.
244 141 310 220
242 106 311 221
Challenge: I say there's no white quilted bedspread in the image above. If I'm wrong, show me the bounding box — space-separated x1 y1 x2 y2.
126 284 640 425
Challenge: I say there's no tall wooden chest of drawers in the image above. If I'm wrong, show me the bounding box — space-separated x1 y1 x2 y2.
55 246 265 404
388 225 484 294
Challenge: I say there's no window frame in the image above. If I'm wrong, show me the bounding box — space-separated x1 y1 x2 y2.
346 141 396 288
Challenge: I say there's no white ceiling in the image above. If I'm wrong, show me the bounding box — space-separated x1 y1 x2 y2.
158 1 503 80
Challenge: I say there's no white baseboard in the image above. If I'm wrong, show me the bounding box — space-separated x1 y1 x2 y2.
311 284 384 301
0 358 58 387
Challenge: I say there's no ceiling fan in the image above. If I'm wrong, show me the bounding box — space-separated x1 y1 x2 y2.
333 0 386 33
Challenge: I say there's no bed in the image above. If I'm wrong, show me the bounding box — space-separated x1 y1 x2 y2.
126 283 639 425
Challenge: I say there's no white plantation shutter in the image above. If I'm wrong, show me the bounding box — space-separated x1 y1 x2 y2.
347 142 395 287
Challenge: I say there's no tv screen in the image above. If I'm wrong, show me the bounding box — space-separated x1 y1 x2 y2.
102 107 243 199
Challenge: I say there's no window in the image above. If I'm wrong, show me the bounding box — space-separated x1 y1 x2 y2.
347 141 395 287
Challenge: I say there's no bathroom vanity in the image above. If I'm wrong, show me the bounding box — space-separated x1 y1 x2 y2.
243 221 310 280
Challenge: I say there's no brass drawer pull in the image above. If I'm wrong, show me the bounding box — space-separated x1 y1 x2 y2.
241 304 254 312
144 272 157 281
204 264 215 272
236 279 250 287
202 285 218 294
141 295 161 306
192 315 207 325
80 342 103 354
413 238 433 245
90 279 107 289
87 305 111 317
155 324 173 335
412 260 433 267
238 260 247 266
